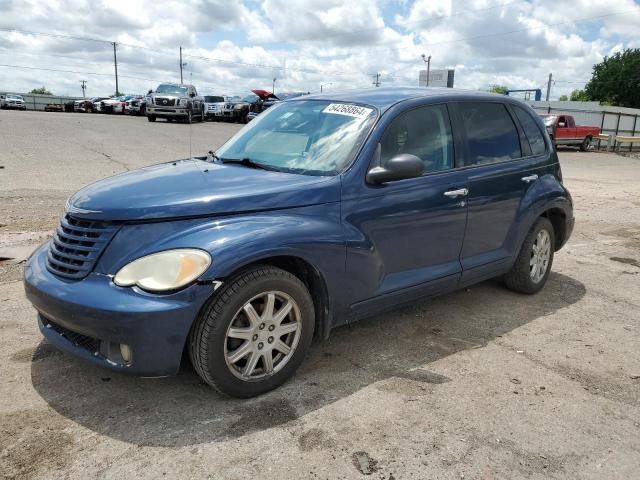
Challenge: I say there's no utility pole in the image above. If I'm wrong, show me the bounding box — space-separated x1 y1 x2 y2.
272 77 277 95
180 46 183 84
80 80 87 98
372 73 381 87
421 53 431 87
112 42 119 96
546 73 553 101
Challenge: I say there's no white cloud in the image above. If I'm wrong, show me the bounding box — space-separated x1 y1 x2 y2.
0 0 638 99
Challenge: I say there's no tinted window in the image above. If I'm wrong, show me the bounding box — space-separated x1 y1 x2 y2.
514 106 546 155
381 104 454 173
458 102 521 165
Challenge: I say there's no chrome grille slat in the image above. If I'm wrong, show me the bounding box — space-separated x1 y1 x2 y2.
46 214 117 280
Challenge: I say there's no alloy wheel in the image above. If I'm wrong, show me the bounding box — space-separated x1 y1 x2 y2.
530 229 551 283
224 291 302 381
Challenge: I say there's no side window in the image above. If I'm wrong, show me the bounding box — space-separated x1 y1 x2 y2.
567 116 575 127
513 106 546 156
458 102 522 166
380 104 454 174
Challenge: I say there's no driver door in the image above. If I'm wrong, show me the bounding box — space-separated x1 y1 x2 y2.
343 103 469 311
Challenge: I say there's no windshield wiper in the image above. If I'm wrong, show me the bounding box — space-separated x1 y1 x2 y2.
219 157 280 172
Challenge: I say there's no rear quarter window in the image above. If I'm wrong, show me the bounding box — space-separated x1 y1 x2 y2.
458 102 522 166
513 106 546 156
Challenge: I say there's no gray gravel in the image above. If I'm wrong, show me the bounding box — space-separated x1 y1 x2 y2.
1 110 639 479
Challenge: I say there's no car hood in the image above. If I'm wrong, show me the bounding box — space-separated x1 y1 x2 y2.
66 159 340 222
252 89 279 100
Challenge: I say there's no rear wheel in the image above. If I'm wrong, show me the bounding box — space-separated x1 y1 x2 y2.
580 135 592 152
189 265 315 397
147 115 156 122
504 217 555 294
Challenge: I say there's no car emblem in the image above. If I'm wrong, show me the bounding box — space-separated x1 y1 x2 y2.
163 99 168 105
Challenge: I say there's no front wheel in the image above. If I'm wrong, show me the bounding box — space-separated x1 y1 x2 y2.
504 217 555 294
189 265 315 397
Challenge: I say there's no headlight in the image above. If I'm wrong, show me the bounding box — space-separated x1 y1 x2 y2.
113 249 211 292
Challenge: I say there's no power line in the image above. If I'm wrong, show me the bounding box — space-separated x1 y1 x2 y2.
0 27 110 44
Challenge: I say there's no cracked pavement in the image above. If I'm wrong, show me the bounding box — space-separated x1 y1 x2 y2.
1 110 639 479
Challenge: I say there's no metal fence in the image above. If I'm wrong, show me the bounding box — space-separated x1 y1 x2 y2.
1 93 82 111
528 101 640 152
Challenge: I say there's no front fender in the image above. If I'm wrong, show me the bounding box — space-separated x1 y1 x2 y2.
95 204 345 304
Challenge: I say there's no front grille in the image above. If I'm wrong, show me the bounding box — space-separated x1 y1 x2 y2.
43 317 101 354
155 97 175 106
46 214 118 280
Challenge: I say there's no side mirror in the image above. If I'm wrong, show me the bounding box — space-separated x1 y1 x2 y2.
190 92 196 98
558 122 566 128
367 147 424 184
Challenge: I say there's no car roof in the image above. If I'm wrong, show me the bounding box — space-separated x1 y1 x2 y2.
300 86 520 113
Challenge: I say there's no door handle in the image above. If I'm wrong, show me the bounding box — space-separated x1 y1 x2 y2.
521 174 538 183
443 188 468 198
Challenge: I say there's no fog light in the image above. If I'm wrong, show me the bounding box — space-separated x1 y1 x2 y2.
120 344 132 363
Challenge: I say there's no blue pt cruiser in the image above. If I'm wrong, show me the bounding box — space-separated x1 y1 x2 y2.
24 88 574 397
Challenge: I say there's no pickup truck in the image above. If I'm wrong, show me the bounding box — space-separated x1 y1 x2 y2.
147 83 204 123
540 114 600 151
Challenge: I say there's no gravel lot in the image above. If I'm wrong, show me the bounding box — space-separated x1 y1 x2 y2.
1 110 639 479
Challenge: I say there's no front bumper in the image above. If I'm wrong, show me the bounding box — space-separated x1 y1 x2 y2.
23 242 215 376
147 106 189 117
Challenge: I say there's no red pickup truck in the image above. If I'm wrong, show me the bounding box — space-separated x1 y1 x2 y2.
539 114 600 151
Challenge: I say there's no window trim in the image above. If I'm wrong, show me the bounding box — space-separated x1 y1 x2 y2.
510 104 549 158
377 102 458 178
449 100 532 170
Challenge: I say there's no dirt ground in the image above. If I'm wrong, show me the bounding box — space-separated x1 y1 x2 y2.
1 110 639 479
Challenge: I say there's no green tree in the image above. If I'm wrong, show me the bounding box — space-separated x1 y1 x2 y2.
29 87 52 95
489 85 508 94
558 95 568 101
569 89 590 101
585 48 640 108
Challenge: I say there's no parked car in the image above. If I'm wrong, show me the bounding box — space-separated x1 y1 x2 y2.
203 95 232 121
1 94 26 110
147 83 204 123
44 103 64 112
229 90 278 123
99 95 135 114
540 114 600 151
125 96 146 115
23 88 574 397
75 97 107 113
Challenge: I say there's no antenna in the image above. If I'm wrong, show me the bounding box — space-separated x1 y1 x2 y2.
189 108 193 160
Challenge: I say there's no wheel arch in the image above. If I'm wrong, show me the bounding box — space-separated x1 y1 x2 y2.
540 207 568 250
208 254 332 341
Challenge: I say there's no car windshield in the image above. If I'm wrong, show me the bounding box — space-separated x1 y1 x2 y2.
541 115 557 126
215 100 377 176
204 96 225 103
242 94 259 103
156 84 188 95
8 95 22 100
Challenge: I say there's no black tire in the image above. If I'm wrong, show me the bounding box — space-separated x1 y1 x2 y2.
147 115 156 122
580 136 592 152
504 217 555 294
189 265 315 397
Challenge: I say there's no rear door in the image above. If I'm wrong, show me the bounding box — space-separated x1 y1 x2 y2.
452 101 539 285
